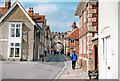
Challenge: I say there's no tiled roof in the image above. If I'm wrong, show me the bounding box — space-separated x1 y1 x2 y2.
66 28 79 38
0 7 7 18
33 13 45 23
65 31 71 34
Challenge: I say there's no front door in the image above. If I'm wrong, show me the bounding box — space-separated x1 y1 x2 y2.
106 36 111 79
103 36 111 79
95 45 98 70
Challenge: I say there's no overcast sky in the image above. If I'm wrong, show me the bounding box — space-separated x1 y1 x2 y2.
0 0 80 32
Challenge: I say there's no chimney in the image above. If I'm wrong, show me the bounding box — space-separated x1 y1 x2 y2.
71 22 76 31
5 0 11 9
28 7 34 19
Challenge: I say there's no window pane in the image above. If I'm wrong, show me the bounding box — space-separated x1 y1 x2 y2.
10 48 14 57
15 43 20 46
10 28 15 37
16 24 20 27
16 29 20 37
10 43 14 46
15 48 19 57
11 24 15 27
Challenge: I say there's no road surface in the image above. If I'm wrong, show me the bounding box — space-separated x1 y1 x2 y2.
2 54 65 79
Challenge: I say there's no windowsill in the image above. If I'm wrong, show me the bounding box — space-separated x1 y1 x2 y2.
8 57 21 59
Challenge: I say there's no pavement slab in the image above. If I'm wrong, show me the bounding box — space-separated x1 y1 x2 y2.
59 55 89 79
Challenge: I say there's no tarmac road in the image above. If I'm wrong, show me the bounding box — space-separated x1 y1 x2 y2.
2 54 65 79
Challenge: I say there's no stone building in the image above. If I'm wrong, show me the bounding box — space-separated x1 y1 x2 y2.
45 25 52 54
65 22 79 56
75 0 98 72
0 0 47 61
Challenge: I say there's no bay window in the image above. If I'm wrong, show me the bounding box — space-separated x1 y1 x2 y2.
8 22 22 58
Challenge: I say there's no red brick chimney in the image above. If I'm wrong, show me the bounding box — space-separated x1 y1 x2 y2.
71 22 77 31
28 7 34 19
5 0 11 9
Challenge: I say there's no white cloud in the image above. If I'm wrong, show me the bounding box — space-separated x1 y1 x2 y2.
25 2 79 32
32 4 59 15
48 21 73 32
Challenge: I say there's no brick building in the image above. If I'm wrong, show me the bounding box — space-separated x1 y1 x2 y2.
0 0 11 18
0 0 47 61
75 0 98 72
65 22 79 56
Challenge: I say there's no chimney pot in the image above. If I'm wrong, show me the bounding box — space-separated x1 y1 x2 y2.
5 0 11 9
28 7 34 19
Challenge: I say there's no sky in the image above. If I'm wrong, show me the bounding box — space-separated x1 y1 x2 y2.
0 0 80 32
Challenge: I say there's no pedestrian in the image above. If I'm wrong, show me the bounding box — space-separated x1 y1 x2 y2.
71 50 77 69
48 50 50 54
44 50 46 57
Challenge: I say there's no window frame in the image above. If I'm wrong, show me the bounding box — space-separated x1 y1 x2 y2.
84 37 86 54
8 22 22 58
9 23 22 38
8 42 21 58
71 39 75 44
84 9 87 24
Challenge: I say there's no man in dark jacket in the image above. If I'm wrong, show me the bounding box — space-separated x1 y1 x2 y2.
71 50 77 69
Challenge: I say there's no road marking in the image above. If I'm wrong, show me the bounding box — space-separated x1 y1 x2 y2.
54 54 67 79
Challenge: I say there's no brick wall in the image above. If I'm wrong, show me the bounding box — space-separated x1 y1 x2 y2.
78 2 98 71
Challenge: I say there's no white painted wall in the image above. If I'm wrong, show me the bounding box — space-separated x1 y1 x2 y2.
99 1 118 79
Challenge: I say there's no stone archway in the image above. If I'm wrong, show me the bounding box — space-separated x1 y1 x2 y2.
51 32 66 54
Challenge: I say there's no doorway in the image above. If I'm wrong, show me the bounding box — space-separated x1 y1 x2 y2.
95 45 98 70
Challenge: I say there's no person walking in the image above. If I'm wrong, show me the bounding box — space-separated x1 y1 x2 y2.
71 50 77 69
44 50 47 57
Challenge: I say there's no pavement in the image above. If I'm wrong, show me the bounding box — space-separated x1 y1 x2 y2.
58 54 89 79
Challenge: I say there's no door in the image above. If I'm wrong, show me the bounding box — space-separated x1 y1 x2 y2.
95 45 98 70
103 36 111 79
106 36 111 79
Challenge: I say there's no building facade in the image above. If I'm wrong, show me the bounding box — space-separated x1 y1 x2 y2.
75 0 98 71
0 1 47 61
99 0 118 79
65 22 79 56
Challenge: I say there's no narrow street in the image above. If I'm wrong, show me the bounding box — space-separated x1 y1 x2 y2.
2 54 65 79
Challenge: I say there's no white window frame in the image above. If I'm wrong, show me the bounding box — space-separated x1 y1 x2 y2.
80 39 82 54
8 43 21 58
80 17 82 28
84 37 86 54
8 22 22 58
84 10 87 24
9 23 22 38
